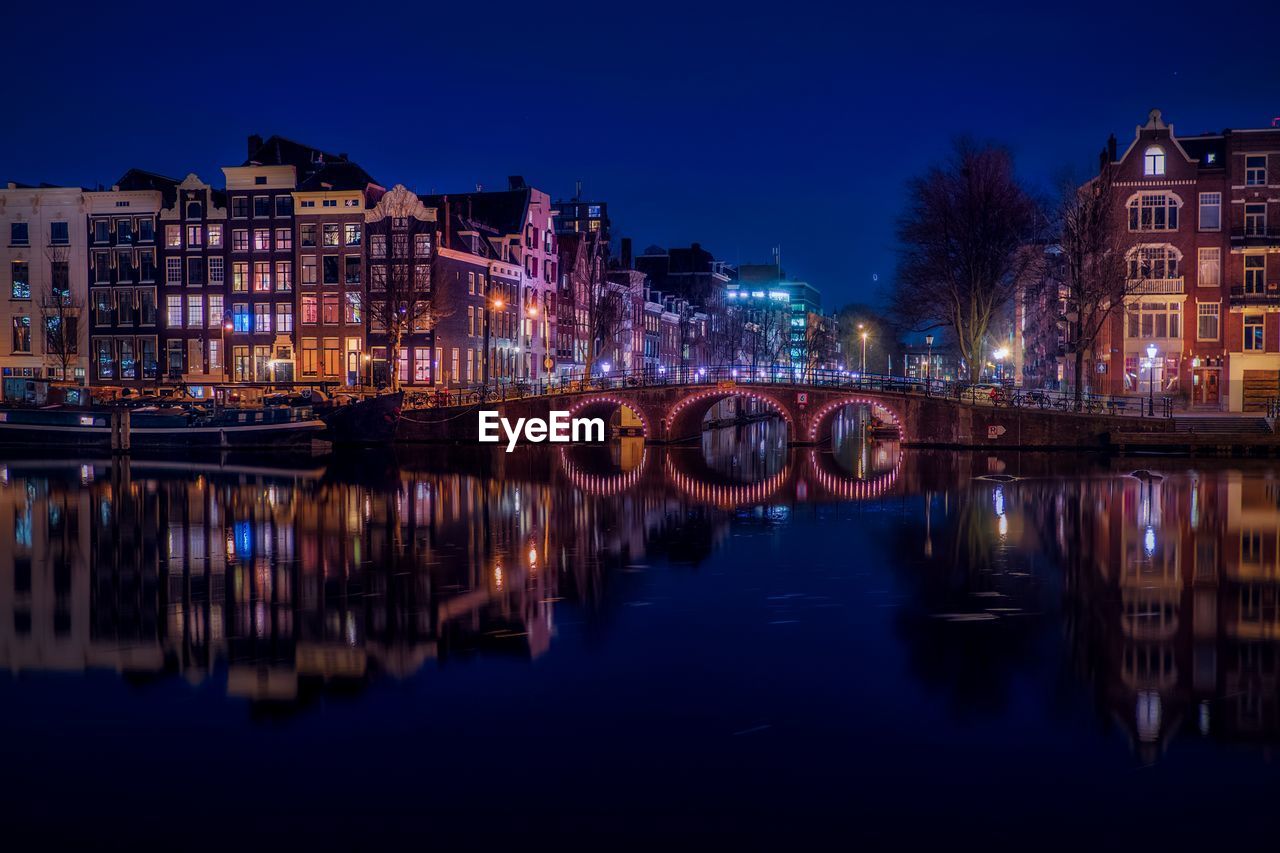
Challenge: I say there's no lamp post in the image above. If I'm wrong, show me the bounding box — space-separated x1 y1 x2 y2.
482 294 505 386
993 347 1009 384
1146 343 1158 415
860 328 869 375
925 334 935 387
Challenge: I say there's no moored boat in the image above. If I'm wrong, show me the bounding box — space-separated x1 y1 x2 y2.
0 404 326 450
317 392 403 444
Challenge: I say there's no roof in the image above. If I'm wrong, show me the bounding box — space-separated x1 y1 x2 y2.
422 189 530 238
115 169 181 205
245 135 375 186
1178 135 1225 168
297 160 379 192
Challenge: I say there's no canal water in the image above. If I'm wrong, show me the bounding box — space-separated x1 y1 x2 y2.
1 418 1277 845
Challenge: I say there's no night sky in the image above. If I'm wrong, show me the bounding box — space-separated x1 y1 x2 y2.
7 1 1279 308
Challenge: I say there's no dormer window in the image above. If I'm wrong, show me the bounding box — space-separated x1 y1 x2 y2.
1144 146 1166 176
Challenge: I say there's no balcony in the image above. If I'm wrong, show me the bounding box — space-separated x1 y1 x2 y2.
1229 285 1280 306
1231 226 1280 248
1130 278 1185 295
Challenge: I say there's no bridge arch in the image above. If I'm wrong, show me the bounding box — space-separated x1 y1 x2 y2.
566 394 653 439
663 387 795 443
804 396 903 444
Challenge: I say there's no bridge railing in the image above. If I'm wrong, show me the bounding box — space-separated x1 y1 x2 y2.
403 365 1173 419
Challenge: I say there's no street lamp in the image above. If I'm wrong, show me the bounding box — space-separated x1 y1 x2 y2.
925 334 935 384
482 295 505 386
993 346 1009 384
860 329 869 374
1146 343 1158 415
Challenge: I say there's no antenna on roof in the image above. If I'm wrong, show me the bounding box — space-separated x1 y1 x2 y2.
575 179 582 200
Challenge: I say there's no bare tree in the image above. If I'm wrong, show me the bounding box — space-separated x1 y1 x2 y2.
366 186 451 392
40 245 82 383
892 140 1042 383
563 231 623 375
1057 163 1147 403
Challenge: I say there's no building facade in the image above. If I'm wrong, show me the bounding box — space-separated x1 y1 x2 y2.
1 183 89 399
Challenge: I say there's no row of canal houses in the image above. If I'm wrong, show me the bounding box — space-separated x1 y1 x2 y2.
0 135 714 400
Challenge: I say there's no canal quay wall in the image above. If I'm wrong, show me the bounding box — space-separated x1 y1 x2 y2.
395 387 1202 451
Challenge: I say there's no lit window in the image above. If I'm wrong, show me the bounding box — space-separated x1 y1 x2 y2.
1244 314 1265 351
1143 146 1166 176
1127 193 1180 231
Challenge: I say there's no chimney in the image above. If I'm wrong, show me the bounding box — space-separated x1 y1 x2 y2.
247 134 263 160
621 237 633 269
1107 133 1117 162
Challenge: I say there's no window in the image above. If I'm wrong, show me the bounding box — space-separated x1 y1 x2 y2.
1143 146 1166 176
414 264 430 288
208 339 222 371
166 257 183 285
323 199 337 208
95 220 111 243
414 349 430 383
232 262 249 293
370 234 386 258
392 234 408 258
232 345 249 380
11 316 31 352
323 256 339 285
345 255 360 285
323 338 340 376
1199 193 1221 230
95 338 114 378
232 196 249 218
186 225 203 247
11 261 29 299
208 294 223 327
1245 203 1267 236
139 249 156 281
345 223 361 246
1128 245 1179 280
186 257 205 286
232 229 249 251
207 224 223 248
414 233 431 256
1128 193 1180 231
254 303 271 333
275 303 293 333
275 195 293 217
1244 314 1265 351
1246 155 1266 186
370 266 386 290
49 221 68 245
275 261 292 291
166 295 183 327
302 295 318 324
254 229 270 251
1126 301 1180 340
209 256 224 284
301 339 318 375
139 290 157 325
1198 248 1220 288
117 219 133 244
302 256 317 285
344 292 362 324
276 228 292 251
253 262 271 292
253 196 270 218
322 294 340 325
187 295 203 328
1197 302 1220 341
232 303 251 333
323 224 340 247
1245 256 1266 294
468 272 475 294
301 224 317 247
11 222 30 246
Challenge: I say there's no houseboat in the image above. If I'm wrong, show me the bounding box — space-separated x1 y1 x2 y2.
0 404 326 450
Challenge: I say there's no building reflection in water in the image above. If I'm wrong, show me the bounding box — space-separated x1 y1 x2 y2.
1 445 1277 762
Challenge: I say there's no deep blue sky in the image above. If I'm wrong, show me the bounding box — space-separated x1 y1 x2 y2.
7 1 1279 308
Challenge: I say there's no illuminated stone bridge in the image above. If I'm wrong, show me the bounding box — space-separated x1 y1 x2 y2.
397 375 1178 449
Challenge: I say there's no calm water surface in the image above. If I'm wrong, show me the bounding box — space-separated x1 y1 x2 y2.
1 419 1278 845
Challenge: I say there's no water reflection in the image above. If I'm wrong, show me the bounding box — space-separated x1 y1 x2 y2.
1 446 1279 768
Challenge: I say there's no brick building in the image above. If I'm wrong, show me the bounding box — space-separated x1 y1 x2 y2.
1095 109 1280 411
